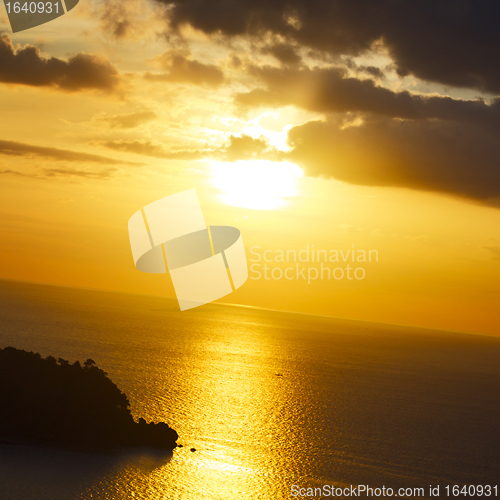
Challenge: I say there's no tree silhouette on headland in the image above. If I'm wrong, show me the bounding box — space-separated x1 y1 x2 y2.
0 347 178 450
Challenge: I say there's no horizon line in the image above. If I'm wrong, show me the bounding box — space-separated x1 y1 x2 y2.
0 276 497 339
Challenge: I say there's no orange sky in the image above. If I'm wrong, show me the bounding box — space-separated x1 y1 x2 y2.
1 0 499 336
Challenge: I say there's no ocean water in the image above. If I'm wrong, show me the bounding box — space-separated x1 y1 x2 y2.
0 279 499 499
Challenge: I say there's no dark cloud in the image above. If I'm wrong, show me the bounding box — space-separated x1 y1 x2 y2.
261 42 301 66
229 55 242 69
144 50 224 87
358 66 384 79
224 134 273 161
97 139 210 159
0 140 144 166
0 169 39 178
231 63 500 202
98 135 277 162
286 117 500 202
96 111 157 129
342 57 385 79
92 0 163 40
158 0 500 93
0 35 121 92
96 0 133 39
236 65 500 127
0 167 117 180
44 167 117 179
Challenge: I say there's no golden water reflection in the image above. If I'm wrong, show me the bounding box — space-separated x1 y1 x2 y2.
2 283 499 499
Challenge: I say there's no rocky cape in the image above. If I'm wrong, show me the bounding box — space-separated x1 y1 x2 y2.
0 347 178 450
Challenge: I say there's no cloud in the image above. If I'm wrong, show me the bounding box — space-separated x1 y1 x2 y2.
0 167 117 180
97 134 279 162
286 117 500 202
158 0 500 93
91 0 165 40
261 42 301 66
97 139 210 160
44 167 117 179
144 50 224 87
236 65 500 126
0 169 38 178
0 140 145 166
94 111 157 129
224 134 273 161
231 62 500 204
94 0 136 39
342 57 385 79
0 35 121 92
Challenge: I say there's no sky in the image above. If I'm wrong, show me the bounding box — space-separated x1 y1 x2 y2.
0 0 499 335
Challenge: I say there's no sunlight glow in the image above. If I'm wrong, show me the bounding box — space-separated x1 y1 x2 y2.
211 160 303 210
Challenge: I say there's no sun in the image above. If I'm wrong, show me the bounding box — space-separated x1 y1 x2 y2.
211 160 303 210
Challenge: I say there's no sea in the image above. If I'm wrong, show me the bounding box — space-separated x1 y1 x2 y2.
0 279 499 499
